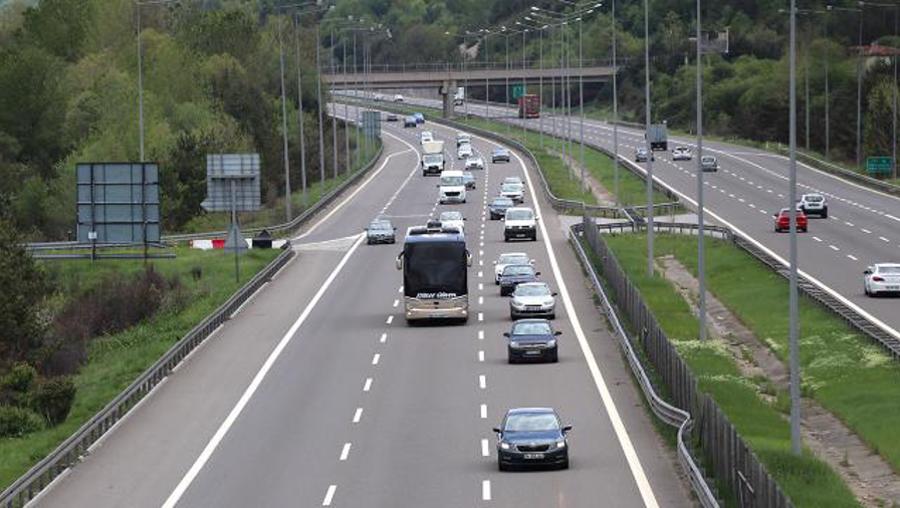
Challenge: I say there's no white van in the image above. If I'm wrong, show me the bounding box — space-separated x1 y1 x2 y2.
438 170 467 204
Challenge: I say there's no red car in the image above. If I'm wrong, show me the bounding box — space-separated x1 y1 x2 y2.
773 208 808 233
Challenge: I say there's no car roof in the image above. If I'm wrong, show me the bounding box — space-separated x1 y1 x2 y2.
515 282 549 290
506 207 534 213
874 263 900 268
499 252 528 257
370 219 391 225
493 147 509 152
505 407 556 416
441 170 464 176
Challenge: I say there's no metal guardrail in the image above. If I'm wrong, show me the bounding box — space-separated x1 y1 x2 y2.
569 222 719 508
323 58 624 75
768 144 900 196
578 218 795 508
598 218 900 362
0 244 295 507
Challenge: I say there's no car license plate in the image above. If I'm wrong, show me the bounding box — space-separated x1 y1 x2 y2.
523 453 544 460
887 285 900 290
524 350 541 356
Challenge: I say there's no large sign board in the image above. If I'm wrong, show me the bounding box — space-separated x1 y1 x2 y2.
866 156 893 176
511 84 525 100
201 154 261 212
362 111 381 139
76 163 160 244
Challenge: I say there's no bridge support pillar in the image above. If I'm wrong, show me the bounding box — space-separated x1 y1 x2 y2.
440 79 457 119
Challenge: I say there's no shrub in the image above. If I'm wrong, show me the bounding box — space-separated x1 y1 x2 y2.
0 363 37 393
0 406 45 438
28 376 76 426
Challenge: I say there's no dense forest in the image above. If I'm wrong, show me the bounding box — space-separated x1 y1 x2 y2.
323 0 900 169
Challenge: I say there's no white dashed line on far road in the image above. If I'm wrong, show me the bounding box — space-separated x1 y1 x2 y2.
363 378 372 392
339 443 351 461
323 485 337 506
352 408 363 423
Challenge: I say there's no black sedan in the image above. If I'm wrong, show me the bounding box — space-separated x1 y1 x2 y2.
365 219 396 244
494 407 571 470
489 197 514 220
492 147 511 163
499 264 540 296
504 319 560 363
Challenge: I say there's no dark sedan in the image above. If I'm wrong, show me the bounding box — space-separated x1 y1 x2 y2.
492 147 511 163
413 112 425 124
494 407 571 470
489 197 515 220
504 319 560 363
499 264 540 296
365 219 396 244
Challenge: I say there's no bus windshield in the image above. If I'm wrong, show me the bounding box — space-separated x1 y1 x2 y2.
404 241 467 298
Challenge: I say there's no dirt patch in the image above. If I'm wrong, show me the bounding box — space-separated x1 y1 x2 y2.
658 255 900 507
548 148 617 206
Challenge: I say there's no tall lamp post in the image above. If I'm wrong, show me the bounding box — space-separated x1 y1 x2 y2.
643 0 654 276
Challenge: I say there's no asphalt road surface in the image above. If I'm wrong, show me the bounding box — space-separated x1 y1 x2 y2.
33 109 691 507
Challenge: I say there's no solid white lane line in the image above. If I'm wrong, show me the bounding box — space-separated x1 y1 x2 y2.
478 375 486 389
481 439 490 457
353 408 363 423
363 378 373 392
506 142 661 507
379 333 387 343
161 235 366 508
482 480 491 501
480 404 487 418
323 485 337 506
478 330 485 340
340 443 351 461
386 315 394 325
478 350 485 362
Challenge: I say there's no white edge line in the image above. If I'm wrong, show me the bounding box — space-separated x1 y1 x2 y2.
160 235 366 508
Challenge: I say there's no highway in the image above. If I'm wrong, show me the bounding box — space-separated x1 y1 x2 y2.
389 94 900 340
32 105 690 506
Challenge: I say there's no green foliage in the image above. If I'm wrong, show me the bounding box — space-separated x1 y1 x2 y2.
22 0 94 62
0 406 44 438
0 219 50 366
27 377 75 426
0 363 37 395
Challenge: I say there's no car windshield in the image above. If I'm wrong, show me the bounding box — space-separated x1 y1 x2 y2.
494 148 507 154
702 156 715 163
503 178 522 184
504 413 559 432
501 183 523 192
637 148 647 154
515 284 550 297
440 212 463 221
369 222 391 231
512 321 552 336
423 154 442 163
805 195 823 202
505 209 533 221
878 266 900 274
491 198 513 207
502 265 534 277
498 254 529 265
441 175 464 186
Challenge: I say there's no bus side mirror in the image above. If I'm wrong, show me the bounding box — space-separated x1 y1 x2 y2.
466 251 473 267
396 255 403 270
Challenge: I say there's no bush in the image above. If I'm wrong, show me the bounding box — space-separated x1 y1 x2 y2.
0 363 37 393
28 377 75 426
0 406 44 438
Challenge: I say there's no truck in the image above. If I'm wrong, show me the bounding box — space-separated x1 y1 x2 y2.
422 140 445 176
453 87 465 106
517 94 540 119
646 123 668 151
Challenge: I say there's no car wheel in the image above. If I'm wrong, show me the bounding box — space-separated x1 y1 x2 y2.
559 458 569 470
822 208 828 218
549 349 559 363
801 227 808 233
498 461 509 472
549 313 556 320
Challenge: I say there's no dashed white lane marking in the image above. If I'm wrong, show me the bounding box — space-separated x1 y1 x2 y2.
379 333 387 343
352 407 363 423
398 286 403 293
880 236 891 243
844 222 854 227
478 283 484 291
862 228 872 234
323 485 337 506
479 260 484 267
386 315 394 325
482 480 492 501
812 236 823 242
340 443 351 461
478 312 484 322
478 375 486 389
481 439 490 457
848 254 859 261
478 296 484 305
749 203 756 209
363 378 372 392
829 245 840 251
478 350 485 362
392 299 399 307
371 353 380 366
478 330 485 340
478 271 483 278
480 404 488 418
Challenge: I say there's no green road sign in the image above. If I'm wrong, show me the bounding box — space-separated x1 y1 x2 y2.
511 85 525 99
866 156 893 176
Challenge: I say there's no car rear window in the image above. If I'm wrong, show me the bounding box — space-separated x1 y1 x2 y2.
512 321 552 336
502 265 534 276
879 266 900 274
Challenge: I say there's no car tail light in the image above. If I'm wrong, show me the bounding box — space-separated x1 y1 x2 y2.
873 276 885 282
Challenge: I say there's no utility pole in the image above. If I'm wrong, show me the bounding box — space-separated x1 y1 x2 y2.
579 16 586 193
278 22 292 221
506 32 511 135
539 26 544 149
344 36 351 174
696 0 706 342
856 7 864 169
522 29 528 141
316 23 326 184
644 0 655 276
294 15 308 208
136 4 145 162
612 0 620 206
788 0 802 457
331 29 339 179
894 7 898 180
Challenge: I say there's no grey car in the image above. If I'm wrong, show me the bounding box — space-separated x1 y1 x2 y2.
492 147 511 163
700 155 718 172
365 219 396 244
510 282 557 319
463 171 476 190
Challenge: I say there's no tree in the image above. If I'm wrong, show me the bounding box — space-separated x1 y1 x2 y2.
22 0 95 62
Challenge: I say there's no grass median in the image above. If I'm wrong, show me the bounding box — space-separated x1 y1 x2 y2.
0 248 281 491
595 232 900 507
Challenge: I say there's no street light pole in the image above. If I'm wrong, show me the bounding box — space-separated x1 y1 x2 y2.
316 23 326 185
506 32 511 135
825 8 830 157
331 29 339 179
278 21 293 221
612 0 620 205
294 15 308 208
579 16 586 193
788 0 802 457
539 26 545 148
644 0 655 276
894 7 898 180
696 0 706 342
343 37 350 174
522 29 527 141
856 7 864 169
136 4 145 162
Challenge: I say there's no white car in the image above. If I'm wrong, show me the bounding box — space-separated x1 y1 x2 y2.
864 263 900 296
439 211 465 234
500 182 525 203
672 146 692 161
799 193 828 218
374 93 385 102
457 132 472 147
494 252 533 284
457 143 474 159
465 156 485 171
502 176 523 186
504 207 538 242
438 170 466 204
393 94 405 102
510 282 557 319
420 131 434 144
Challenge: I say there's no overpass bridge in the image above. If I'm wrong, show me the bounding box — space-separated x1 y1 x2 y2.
323 60 619 116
